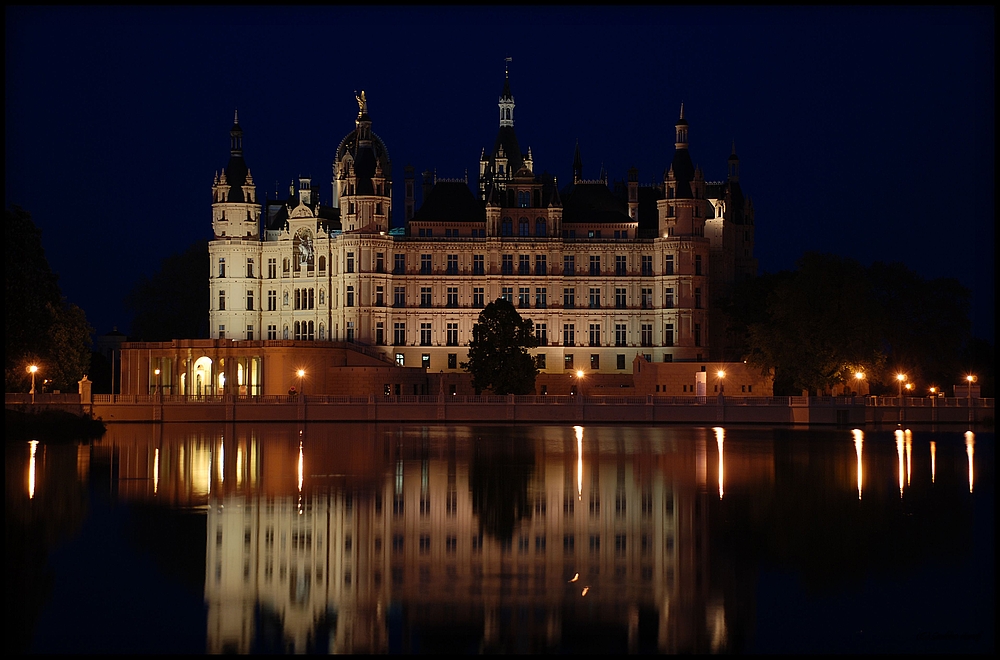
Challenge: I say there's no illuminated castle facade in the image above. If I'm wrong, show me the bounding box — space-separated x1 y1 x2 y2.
208 75 756 381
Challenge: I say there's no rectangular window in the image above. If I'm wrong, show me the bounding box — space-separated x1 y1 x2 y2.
563 288 575 309
615 255 627 276
473 287 484 308
447 287 458 307
535 287 547 308
246 325 254 340
519 254 530 275
501 286 513 303
420 287 432 307
376 286 384 307
563 255 575 275
247 258 255 278
695 254 702 276
616 354 625 370
376 252 384 273
535 323 547 345
447 254 458 275
218 258 226 278
536 353 546 369
219 290 226 311
695 287 702 309
615 288 627 309
420 323 431 346
589 255 601 276
694 323 702 347
641 255 653 276
473 254 485 275
535 254 547 275
564 353 574 370
267 258 276 279
246 289 254 310
665 255 674 275
267 290 276 311
267 324 277 340
589 288 601 309
394 286 406 308
501 254 514 275
346 286 355 307
420 254 432 274
664 287 674 309
519 287 530 308
446 323 458 346
664 323 674 347
376 322 384 345
346 321 354 342
615 323 627 347
394 253 405 274
393 323 406 346
346 252 354 273
422 353 430 369
395 354 405 367
563 323 575 347
590 353 599 370
218 325 225 339
448 353 457 369
589 323 601 347
641 288 653 309
641 324 653 347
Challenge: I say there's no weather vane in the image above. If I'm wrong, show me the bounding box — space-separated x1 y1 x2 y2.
505 56 511 77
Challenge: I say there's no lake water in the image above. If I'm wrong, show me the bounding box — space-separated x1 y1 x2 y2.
6 423 994 654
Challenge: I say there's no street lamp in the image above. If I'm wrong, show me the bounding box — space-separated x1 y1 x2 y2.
965 374 976 406
574 369 584 396
904 383 913 397
297 369 306 397
855 371 866 397
27 364 38 404
896 373 907 398
717 370 726 396
154 368 161 396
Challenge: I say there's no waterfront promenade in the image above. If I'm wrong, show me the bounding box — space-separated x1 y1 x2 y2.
6 393 993 426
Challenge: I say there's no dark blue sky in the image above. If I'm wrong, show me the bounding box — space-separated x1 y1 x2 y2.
5 6 994 340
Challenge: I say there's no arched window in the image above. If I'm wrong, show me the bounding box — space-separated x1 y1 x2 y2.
294 321 301 340
319 255 326 272
501 217 513 236
505 108 510 120
535 219 547 237
519 217 529 236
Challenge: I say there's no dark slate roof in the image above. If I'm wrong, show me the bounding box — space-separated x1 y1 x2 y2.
411 181 486 223
669 147 695 199
726 179 746 225
490 125 524 174
560 182 632 224
335 128 392 191
636 186 664 239
224 154 249 203
264 196 341 233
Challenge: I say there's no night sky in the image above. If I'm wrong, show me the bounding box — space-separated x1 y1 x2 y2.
5 6 994 340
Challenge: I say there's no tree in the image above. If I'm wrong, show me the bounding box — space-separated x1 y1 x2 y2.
125 239 209 341
461 298 539 395
5 205 93 392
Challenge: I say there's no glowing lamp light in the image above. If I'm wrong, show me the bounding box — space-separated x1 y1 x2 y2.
576 370 584 379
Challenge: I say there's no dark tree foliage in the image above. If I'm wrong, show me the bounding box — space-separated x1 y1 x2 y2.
725 252 977 396
461 298 539 395
125 240 209 341
469 430 535 542
5 205 93 392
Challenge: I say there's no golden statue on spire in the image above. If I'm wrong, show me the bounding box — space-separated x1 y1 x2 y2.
355 90 368 118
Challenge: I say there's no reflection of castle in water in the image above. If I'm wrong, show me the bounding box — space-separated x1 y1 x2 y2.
96 423 746 653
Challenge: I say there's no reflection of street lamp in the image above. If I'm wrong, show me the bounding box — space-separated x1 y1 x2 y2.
896 373 907 398
27 365 38 404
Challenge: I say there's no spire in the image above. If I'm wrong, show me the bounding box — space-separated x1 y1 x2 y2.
572 139 583 184
230 109 243 155
499 59 515 128
728 140 740 181
674 103 689 149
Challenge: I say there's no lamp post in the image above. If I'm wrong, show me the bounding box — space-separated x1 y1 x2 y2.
855 371 865 397
896 373 907 398
575 369 584 396
154 368 161 397
297 369 306 397
717 370 726 397
27 365 38 404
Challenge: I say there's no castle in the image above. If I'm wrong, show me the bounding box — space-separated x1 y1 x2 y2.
205 71 756 397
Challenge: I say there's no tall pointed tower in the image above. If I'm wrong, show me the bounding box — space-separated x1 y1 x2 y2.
332 91 392 233
478 61 526 201
210 111 262 343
